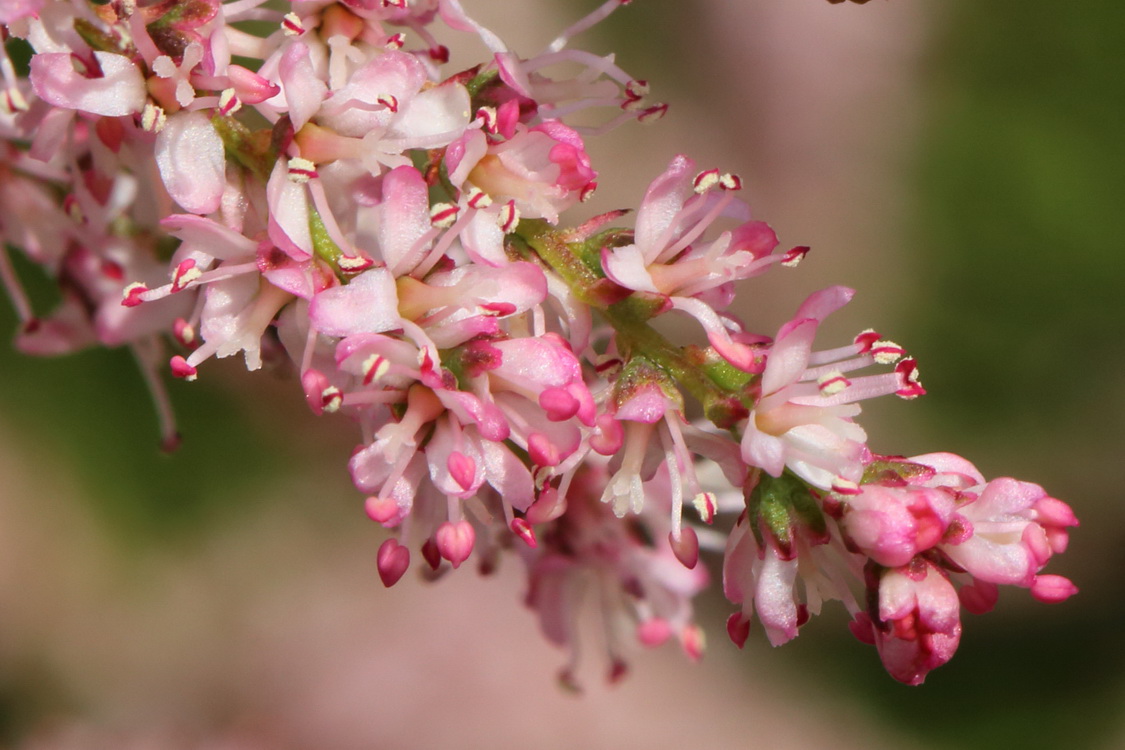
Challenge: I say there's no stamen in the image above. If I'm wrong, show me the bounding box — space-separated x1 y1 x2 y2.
141 103 166 133
218 88 241 116
282 12 304 35
376 94 399 113
169 355 198 381
895 358 925 399
853 329 882 352
362 353 391 385
2 86 28 114
121 283 149 307
692 492 717 525
496 200 520 233
624 79 649 100
63 195 84 224
871 339 906 365
336 254 374 273
287 157 318 183
170 258 202 293
510 517 537 547
817 370 851 395
429 202 460 228
693 169 721 194
637 102 668 123
173 318 196 347
321 386 343 413
476 106 498 133
781 246 809 267
465 187 492 209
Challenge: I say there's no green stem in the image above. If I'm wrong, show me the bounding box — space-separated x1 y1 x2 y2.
515 220 755 429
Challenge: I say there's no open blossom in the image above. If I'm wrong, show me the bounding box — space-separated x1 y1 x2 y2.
0 0 1077 688
741 285 922 491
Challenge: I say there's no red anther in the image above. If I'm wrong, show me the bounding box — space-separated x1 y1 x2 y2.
172 318 196 348
336 254 374 273
718 172 742 191
430 203 460 226
693 168 721 193
281 12 304 35
160 432 183 454
376 94 399 113
895 358 926 399
100 259 124 280
169 355 197 381
510 517 537 547
693 492 717 525
447 451 477 491
638 102 668 123
121 283 148 307
170 258 200 293
421 538 442 571
608 659 628 684
853 329 882 351
781 245 809 267
637 618 673 647
376 538 410 587
726 613 751 649
481 301 516 316
436 520 475 569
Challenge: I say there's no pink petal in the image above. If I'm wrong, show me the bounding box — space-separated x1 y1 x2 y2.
30 51 146 116
278 42 326 131
635 155 696 254
309 267 400 337
601 244 657 292
155 111 226 215
435 520 476 569
376 538 410 587
761 318 817 396
792 285 855 324
1031 574 1078 603
266 160 312 260
377 166 432 273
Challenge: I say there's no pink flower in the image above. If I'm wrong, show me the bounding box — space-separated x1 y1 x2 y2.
524 465 708 687
853 558 963 685
446 119 596 224
742 286 921 490
30 51 147 117
907 453 1079 596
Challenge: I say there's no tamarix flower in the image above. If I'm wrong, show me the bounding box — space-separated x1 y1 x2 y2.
0 0 1077 691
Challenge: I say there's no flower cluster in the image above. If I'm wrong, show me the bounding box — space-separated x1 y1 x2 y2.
0 0 1076 686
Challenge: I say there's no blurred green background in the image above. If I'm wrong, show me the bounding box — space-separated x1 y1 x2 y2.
1 0 1123 747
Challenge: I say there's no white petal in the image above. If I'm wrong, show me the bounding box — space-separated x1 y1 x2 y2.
155 111 226 215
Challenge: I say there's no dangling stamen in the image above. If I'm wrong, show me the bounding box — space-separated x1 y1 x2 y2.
546 0 630 53
0 245 33 324
133 342 182 452
660 425 686 542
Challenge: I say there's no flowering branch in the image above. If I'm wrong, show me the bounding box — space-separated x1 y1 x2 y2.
0 0 1077 687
